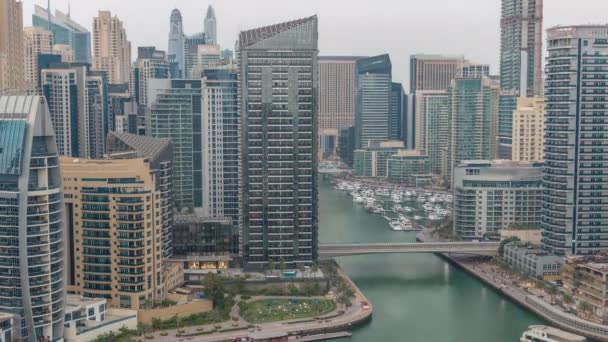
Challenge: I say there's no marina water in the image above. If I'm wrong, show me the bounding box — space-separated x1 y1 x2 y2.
319 179 542 341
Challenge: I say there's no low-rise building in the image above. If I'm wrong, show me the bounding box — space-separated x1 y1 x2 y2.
63 295 137 342
503 243 563 280
563 255 608 316
170 214 239 282
353 141 405 178
453 160 543 239
387 150 429 186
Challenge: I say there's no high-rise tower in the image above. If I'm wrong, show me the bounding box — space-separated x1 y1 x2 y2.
497 0 543 158
23 27 53 93
542 25 608 255
0 0 25 94
0 96 66 341
204 5 217 44
239 16 319 270
92 11 131 85
168 8 185 78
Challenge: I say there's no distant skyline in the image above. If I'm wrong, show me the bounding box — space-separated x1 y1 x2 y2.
22 0 608 88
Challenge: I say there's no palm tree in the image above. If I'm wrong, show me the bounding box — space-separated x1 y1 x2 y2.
311 262 319 281
268 259 275 276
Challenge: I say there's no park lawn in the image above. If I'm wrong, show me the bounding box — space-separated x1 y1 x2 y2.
240 298 337 323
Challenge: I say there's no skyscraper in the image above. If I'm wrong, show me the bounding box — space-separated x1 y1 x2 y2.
0 96 66 341
134 47 169 106
204 5 217 44
148 79 203 210
0 0 25 94
32 5 92 64
355 54 392 148
238 16 319 270
409 54 465 94
498 0 543 158
448 76 500 184
41 63 108 158
389 82 406 142
511 97 545 162
92 11 131 85
318 56 359 131
415 90 450 176
23 27 53 94
542 25 608 255
201 67 239 226
184 33 207 78
168 8 185 78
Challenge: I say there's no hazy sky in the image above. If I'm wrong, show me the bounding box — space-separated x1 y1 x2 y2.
22 0 608 88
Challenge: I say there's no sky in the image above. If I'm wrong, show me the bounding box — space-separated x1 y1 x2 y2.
22 0 608 88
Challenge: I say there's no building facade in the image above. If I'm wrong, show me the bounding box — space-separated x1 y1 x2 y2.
504 243 563 280
201 67 239 225
563 255 608 316
448 77 500 185
92 11 131 85
453 160 543 240
147 79 203 210
168 8 185 79
353 141 405 178
0 0 25 94
204 5 217 45
338 126 356 167
498 0 543 158
0 96 66 341
32 5 91 64
238 16 319 270
415 90 450 176
318 56 359 130
106 132 174 259
135 47 169 107
542 26 608 255
409 54 465 94
355 54 392 148
387 150 429 185
62 157 166 310
512 97 545 162
389 82 406 142
23 27 53 94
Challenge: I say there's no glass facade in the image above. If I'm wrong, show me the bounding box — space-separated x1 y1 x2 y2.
239 16 319 270
148 79 203 210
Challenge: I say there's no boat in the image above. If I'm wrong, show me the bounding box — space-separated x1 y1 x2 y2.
389 220 404 231
520 325 585 342
353 196 364 204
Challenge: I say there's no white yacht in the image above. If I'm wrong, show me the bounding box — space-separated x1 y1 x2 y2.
520 325 585 342
389 220 404 231
353 196 364 204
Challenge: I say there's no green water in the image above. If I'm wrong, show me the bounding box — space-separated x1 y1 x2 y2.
319 180 542 341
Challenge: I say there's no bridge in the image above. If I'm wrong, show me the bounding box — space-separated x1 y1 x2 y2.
318 241 500 258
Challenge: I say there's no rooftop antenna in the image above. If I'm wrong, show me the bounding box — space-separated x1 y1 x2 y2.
68 1 71 18
47 0 51 31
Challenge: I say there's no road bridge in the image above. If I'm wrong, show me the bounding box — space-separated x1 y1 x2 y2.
319 241 499 258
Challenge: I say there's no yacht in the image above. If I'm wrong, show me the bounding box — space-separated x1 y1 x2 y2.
353 196 364 204
389 220 404 231
520 325 585 342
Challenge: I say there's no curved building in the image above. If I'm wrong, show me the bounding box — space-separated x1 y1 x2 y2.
0 96 65 341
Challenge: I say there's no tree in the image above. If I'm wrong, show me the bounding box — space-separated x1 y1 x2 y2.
577 300 593 315
544 284 558 304
298 265 306 279
279 258 286 273
311 262 319 281
498 236 521 256
204 273 227 309
268 259 275 275
562 292 574 305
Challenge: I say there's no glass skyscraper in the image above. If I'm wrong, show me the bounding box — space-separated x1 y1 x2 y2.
32 5 91 64
147 79 203 210
238 16 319 270
355 54 392 148
542 25 608 255
0 96 66 341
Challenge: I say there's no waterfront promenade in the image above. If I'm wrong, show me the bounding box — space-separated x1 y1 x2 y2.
417 229 608 341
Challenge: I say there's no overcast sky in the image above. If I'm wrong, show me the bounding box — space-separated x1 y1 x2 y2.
22 0 608 88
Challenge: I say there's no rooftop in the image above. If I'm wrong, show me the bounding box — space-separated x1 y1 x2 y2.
458 159 544 168
239 15 317 49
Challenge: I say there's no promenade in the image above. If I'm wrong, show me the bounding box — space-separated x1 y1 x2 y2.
417 229 608 341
